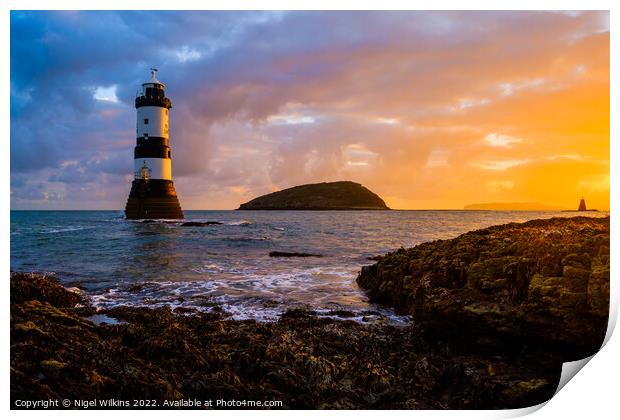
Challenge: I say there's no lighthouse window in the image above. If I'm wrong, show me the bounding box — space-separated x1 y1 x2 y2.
168 151 171 158
144 118 149 124
143 133 148 139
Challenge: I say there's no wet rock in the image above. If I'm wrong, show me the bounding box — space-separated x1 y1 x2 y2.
11 272 559 409
588 264 610 317
269 251 323 258
280 308 318 319
357 216 609 359
325 310 357 318
181 221 223 227
10 272 84 308
40 360 69 377
127 282 152 292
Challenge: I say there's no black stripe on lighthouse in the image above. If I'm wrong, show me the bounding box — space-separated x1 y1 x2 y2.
134 145 171 159
137 137 169 146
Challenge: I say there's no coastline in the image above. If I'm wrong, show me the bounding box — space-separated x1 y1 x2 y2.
10 216 610 409
358 216 610 357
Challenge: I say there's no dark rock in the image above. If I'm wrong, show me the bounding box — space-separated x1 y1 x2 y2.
127 282 153 292
238 181 390 210
325 310 357 318
269 251 323 258
281 308 318 319
357 216 610 359
10 272 84 308
587 264 610 317
11 271 563 409
181 221 223 227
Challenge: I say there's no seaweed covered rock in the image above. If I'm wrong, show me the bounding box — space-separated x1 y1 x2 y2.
10 272 84 307
181 221 223 226
11 273 562 409
269 251 323 258
357 217 610 358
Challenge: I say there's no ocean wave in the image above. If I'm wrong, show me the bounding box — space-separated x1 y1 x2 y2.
226 220 252 226
84 266 406 325
41 226 96 234
89 286 408 325
125 218 181 224
191 263 249 276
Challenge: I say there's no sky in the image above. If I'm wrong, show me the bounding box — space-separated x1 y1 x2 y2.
10 10 610 210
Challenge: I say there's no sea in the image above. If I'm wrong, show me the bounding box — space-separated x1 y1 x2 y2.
10 210 608 324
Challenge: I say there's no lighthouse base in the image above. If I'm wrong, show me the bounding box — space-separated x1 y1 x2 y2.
124 179 184 220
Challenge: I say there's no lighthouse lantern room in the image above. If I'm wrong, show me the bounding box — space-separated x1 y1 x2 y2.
124 69 183 219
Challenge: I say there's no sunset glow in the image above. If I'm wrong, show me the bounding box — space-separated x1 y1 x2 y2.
10 11 609 210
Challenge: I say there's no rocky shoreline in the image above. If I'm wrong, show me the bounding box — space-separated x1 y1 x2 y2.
10 217 609 409
357 216 609 360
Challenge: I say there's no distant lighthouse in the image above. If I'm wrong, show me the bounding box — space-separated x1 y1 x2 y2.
578 197 587 211
125 69 183 219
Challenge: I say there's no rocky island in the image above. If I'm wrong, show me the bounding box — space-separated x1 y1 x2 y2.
237 181 389 210
11 217 609 409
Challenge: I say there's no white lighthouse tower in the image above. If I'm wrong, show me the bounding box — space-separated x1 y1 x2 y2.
125 69 183 219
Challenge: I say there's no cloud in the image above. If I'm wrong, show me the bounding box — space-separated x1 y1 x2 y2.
10 11 610 210
93 85 119 102
471 159 531 171
175 46 202 63
484 133 522 147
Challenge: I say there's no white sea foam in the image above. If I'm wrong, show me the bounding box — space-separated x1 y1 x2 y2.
226 220 252 226
42 226 95 234
85 264 408 325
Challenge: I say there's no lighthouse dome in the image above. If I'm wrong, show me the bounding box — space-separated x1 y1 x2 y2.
142 68 165 88
136 68 172 109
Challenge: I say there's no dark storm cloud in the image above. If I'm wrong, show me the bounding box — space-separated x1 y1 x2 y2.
10 10 609 209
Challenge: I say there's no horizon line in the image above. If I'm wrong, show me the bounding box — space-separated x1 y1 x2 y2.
9 208 609 212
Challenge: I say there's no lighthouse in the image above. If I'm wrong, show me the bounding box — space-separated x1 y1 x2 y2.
578 197 587 211
124 69 183 219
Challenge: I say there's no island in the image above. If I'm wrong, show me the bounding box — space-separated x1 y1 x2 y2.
464 202 561 211
237 181 390 210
